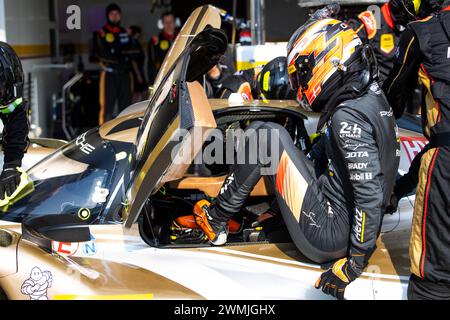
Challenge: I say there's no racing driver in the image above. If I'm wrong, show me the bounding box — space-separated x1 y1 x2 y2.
193 16 400 299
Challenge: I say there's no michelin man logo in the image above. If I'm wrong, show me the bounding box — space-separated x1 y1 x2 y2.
21 267 53 300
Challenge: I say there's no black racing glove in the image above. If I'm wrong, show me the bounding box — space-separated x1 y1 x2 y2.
0 167 21 200
315 258 360 300
386 180 413 215
385 191 400 215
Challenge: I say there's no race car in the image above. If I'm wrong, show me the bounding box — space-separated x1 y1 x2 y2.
0 5 425 300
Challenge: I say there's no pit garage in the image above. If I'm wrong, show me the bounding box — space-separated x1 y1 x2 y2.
0 0 445 306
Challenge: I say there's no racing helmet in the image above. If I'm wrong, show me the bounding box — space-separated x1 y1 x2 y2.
0 42 24 110
257 57 294 100
287 19 364 112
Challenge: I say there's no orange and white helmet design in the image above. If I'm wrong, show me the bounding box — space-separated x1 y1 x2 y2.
287 19 362 111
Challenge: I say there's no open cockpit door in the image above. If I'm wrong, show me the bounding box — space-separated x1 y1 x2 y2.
123 23 227 228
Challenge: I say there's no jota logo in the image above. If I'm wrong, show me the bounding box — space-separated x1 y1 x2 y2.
345 151 369 159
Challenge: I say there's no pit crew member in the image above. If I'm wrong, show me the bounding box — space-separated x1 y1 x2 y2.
148 11 179 85
351 0 426 83
0 42 30 202
383 0 450 300
93 3 133 125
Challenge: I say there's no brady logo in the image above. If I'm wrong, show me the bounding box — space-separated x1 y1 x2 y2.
340 122 362 138
353 208 365 243
346 151 369 159
348 162 368 170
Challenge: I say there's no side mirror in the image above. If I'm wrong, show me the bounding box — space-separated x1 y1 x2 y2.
22 214 91 244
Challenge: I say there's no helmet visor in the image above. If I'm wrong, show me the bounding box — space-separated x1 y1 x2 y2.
288 54 314 92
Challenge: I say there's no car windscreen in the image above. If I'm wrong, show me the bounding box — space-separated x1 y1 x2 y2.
0 129 116 223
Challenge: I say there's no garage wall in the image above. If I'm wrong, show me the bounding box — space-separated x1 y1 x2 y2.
57 0 167 69
3 0 60 137
266 0 308 42
4 0 54 56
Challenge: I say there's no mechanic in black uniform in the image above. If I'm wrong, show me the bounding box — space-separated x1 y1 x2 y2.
206 56 294 100
383 0 450 300
204 55 234 98
0 42 30 201
351 0 425 84
148 12 179 85
193 16 400 300
93 3 133 125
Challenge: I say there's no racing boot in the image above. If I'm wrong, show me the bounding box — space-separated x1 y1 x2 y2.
193 199 228 246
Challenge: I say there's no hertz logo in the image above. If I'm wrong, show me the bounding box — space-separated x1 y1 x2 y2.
353 208 366 243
